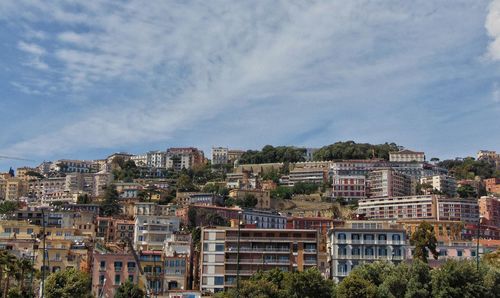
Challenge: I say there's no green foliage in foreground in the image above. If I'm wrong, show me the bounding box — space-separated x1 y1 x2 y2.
114 280 145 298
44 268 92 298
214 260 500 298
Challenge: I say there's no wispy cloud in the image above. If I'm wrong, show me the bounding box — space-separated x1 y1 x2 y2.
0 1 498 161
486 0 500 60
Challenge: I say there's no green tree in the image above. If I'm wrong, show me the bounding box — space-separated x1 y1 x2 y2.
337 274 377 298
271 186 293 200
405 260 432 298
100 185 121 216
44 268 92 298
431 260 486 298
282 268 335 298
114 280 145 298
410 222 438 263
0 201 19 214
292 182 319 195
483 249 500 268
457 184 477 198
313 141 400 161
177 174 197 192
235 194 258 208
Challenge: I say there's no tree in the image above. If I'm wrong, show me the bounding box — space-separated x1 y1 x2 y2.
114 280 145 298
410 222 438 263
235 194 258 208
100 185 121 216
271 186 293 200
0 201 19 214
292 182 319 195
337 274 377 298
44 268 92 298
457 184 477 198
282 267 335 298
0 251 17 298
177 174 197 192
431 260 486 298
313 141 400 161
483 249 500 268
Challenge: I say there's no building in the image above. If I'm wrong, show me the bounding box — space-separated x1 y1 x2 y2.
96 217 135 243
479 196 500 227
485 178 500 194
420 175 457 197
200 227 319 293
166 148 205 170
227 150 245 164
115 182 143 199
328 220 406 282
389 149 425 162
367 168 412 198
332 175 367 202
358 195 479 224
228 189 271 209
3 178 26 201
397 219 464 242
176 205 241 226
52 159 94 173
211 147 228 165
241 209 287 229
91 245 139 298
134 215 180 250
132 151 167 168
329 159 388 177
287 167 327 186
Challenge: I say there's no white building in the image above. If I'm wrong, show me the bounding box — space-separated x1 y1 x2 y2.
389 149 425 163
211 147 228 165
134 215 180 250
420 175 457 197
328 220 406 282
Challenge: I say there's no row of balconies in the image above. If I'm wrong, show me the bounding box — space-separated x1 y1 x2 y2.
225 236 316 242
335 239 405 245
335 254 404 260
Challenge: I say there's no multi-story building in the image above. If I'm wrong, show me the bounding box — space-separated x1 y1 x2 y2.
420 175 457 197
389 149 425 162
176 205 241 226
287 167 327 186
397 219 464 242
241 209 287 229
479 196 500 227
164 254 189 291
134 215 180 250
328 220 406 282
329 159 388 177
367 168 412 198
485 178 500 194
4 178 26 201
200 227 319 293
139 251 164 295
166 148 205 170
358 195 479 224
52 159 94 173
211 147 229 165
15 167 38 181
91 245 139 298
227 150 245 164
332 175 367 201
96 217 135 243
132 151 167 168
115 182 143 199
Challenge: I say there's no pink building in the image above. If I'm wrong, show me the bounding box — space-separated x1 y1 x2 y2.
479 196 500 227
92 246 138 298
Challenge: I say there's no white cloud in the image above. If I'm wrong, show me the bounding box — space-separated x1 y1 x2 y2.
494 83 500 102
0 1 497 159
486 0 500 60
17 41 45 56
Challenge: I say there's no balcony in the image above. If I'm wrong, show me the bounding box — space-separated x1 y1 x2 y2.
304 259 317 265
304 248 317 253
225 270 254 276
226 247 290 253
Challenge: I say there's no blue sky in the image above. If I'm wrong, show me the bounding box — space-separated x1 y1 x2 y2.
1 1 500 170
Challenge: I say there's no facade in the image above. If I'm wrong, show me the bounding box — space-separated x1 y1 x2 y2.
328 220 406 282
287 167 327 186
96 217 135 243
479 196 500 227
227 150 245 164
166 148 205 170
211 147 228 165
397 219 464 242
358 195 479 224
91 247 138 298
228 189 271 209
332 175 367 201
389 149 425 162
4 178 26 201
367 168 412 198
52 159 94 173
134 215 180 250
485 178 500 194
420 175 457 197
241 209 287 229
200 227 319 293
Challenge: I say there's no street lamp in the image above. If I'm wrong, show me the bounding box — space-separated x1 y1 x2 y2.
236 211 242 298
476 215 484 271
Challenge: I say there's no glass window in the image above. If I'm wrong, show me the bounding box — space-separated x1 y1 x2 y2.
215 244 224 252
392 234 401 241
337 233 346 240
114 274 121 285
214 276 224 285
100 261 106 269
27 228 33 235
114 261 123 270
457 250 463 257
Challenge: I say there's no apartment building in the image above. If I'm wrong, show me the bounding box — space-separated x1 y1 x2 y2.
367 168 412 198
485 178 500 194
96 217 135 243
140 251 164 295
166 147 205 170
397 219 464 242
52 159 94 173
200 227 319 293
389 149 425 162
241 209 287 229
420 175 457 197
332 175 367 201
4 178 26 201
287 167 327 186
176 205 241 226
479 196 500 227
91 245 139 298
358 195 479 224
134 215 180 250
164 254 189 291
328 220 406 282
329 159 387 177
211 147 229 165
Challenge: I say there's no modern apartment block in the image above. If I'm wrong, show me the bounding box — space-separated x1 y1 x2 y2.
485 178 500 194
389 149 425 162
420 175 457 197
134 215 180 250
166 147 205 170
211 147 229 165
358 195 479 224
287 167 327 186
367 168 412 198
328 220 406 282
332 175 367 201
200 227 319 293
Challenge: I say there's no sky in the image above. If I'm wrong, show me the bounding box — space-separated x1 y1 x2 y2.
1 0 500 170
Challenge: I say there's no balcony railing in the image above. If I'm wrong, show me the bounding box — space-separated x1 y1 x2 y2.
226 247 290 252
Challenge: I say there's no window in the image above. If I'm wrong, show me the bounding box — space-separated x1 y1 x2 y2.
337 233 346 240
352 247 360 256
378 234 387 241
4 228 11 233
114 261 123 271
13 228 19 234
392 234 401 241
378 247 387 256
457 250 463 257
56 231 63 236
214 276 224 285
215 244 224 252
100 261 106 269
114 274 121 285
99 275 105 284
365 247 374 256
128 275 134 282
338 246 347 256
27 228 33 235
351 234 360 240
